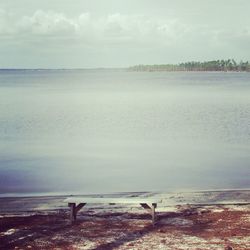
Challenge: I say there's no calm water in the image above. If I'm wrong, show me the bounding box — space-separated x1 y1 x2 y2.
0 70 249 195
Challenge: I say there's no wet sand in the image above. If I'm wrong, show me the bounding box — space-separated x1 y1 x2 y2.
0 190 249 249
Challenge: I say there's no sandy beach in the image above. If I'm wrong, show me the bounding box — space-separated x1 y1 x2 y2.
0 190 249 249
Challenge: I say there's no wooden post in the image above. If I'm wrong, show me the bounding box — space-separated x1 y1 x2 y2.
69 203 76 223
151 203 157 225
140 203 157 225
68 203 86 224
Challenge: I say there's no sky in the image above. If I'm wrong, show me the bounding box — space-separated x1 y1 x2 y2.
0 0 250 68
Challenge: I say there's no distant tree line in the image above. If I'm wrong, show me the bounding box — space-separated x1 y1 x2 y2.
128 59 250 72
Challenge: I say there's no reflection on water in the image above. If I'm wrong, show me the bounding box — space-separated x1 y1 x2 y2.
0 70 249 195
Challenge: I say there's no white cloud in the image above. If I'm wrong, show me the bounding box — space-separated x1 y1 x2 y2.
18 10 78 35
0 9 190 46
0 6 250 67
2 8 248 50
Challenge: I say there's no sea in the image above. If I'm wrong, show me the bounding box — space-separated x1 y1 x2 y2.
0 69 249 196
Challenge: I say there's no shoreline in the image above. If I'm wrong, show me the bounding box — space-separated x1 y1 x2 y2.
1 187 249 199
0 68 250 72
0 190 249 249
0 194 249 249
0 189 249 214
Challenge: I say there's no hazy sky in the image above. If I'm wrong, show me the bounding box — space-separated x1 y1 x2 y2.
0 0 250 68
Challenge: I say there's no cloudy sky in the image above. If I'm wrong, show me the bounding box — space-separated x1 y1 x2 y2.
0 0 250 68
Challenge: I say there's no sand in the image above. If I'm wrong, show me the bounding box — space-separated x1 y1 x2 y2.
0 190 249 249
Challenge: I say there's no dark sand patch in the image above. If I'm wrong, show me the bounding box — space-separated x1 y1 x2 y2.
0 205 249 250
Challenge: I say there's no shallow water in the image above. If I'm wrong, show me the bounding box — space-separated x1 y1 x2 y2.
0 70 249 195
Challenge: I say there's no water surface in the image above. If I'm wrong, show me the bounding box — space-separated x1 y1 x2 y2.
0 70 249 195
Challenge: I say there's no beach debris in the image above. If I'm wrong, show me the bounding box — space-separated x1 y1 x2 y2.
2 228 17 236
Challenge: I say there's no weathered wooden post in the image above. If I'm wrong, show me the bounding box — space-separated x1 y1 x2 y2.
151 203 157 225
69 203 76 223
140 203 157 225
68 202 86 224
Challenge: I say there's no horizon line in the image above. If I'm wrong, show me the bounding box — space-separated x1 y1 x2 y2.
1 59 249 71
0 67 127 70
